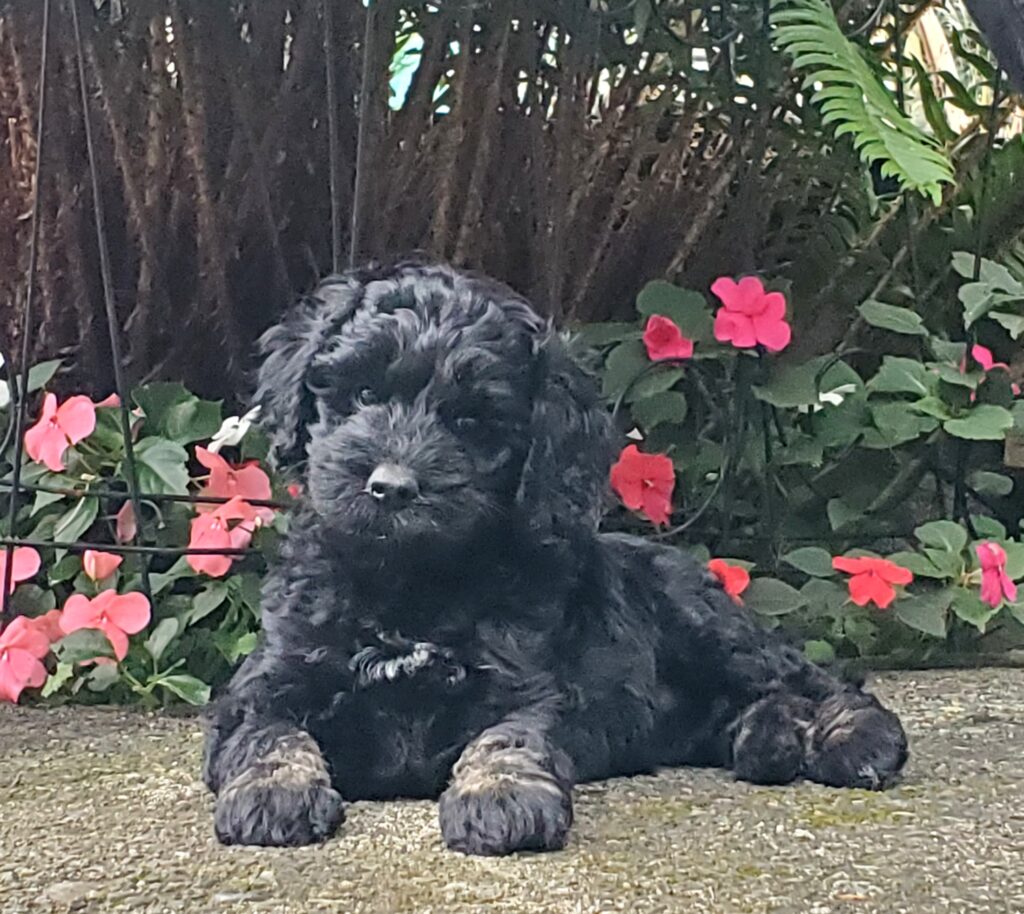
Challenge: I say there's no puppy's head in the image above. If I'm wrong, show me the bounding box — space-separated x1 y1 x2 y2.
256 262 612 560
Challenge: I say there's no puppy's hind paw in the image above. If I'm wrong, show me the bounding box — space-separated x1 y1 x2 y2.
214 761 345 847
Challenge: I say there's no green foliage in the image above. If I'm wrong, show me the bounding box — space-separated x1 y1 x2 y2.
770 0 954 204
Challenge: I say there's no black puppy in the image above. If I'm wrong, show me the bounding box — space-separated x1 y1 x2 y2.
202 260 908 855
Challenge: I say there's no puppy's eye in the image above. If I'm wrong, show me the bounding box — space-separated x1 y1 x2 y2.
453 417 480 432
356 387 379 406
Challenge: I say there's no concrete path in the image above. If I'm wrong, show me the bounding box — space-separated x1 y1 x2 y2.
2 670 1022 914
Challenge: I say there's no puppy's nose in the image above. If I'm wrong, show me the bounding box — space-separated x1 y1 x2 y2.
365 463 419 504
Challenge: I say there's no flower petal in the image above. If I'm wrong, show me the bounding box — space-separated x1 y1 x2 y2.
24 420 69 472
59 594 101 633
104 592 151 635
752 314 792 353
56 396 97 445
0 615 51 657
82 550 124 583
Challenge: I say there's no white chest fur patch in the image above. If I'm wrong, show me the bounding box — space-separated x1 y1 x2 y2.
348 639 466 689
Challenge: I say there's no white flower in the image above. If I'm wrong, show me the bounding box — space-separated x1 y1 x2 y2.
798 384 858 415
625 427 644 441
207 405 261 453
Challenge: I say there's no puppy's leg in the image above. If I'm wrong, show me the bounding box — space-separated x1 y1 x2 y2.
438 718 574 856
205 714 344 847
729 693 815 786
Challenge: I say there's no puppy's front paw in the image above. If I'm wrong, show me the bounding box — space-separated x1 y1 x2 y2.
438 730 573 856
439 777 572 856
214 762 345 847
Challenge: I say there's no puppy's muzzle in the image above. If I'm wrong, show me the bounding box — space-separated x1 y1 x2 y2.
365 463 420 506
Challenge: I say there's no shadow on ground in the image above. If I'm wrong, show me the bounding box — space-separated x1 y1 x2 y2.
2 670 1023 913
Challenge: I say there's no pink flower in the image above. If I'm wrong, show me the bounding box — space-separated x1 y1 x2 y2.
0 547 41 594
195 447 274 522
115 501 137 543
24 393 97 472
967 345 1020 397
642 315 694 361
286 483 303 499
976 542 1017 608
0 616 50 703
711 276 791 353
609 445 676 526
59 590 151 661
26 609 65 644
82 550 123 583
187 497 261 577
832 556 913 609
95 393 121 408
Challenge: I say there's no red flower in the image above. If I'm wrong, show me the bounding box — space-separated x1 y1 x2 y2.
59 590 151 661
26 609 65 644
643 315 694 361
609 444 676 526
0 546 41 594
976 542 1017 608
286 483 303 499
187 496 262 577
711 276 791 353
195 447 274 522
832 556 913 609
115 501 137 543
0 616 50 703
708 559 750 604
82 550 123 583
24 393 97 472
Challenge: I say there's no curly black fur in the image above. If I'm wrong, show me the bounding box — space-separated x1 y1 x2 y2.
202 260 908 855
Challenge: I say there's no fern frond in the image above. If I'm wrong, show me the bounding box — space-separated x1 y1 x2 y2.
771 0 955 205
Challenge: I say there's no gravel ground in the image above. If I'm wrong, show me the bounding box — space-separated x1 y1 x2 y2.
1 669 1023 914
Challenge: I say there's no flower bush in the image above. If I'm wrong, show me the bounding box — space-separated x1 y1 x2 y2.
0 365 288 706
586 254 1024 665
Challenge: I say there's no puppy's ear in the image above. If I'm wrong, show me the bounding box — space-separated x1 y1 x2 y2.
516 332 614 542
255 276 363 467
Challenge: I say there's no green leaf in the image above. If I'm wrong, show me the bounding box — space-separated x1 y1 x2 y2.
624 368 685 404
187 581 230 626
911 396 953 421
636 282 714 341
827 497 861 531
83 662 119 693
2 358 66 406
574 322 640 348
154 674 211 706
888 551 949 580
601 341 648 399
772 0 954 204
857 300 928 336
149 557 193 594
777 435 824 466
54 497 99 545
930 339 967 364
53 629 116 664
48 554 82 585
934 363 980 390
868 357 933 396
943 404 1014 440
969 470 1013 497
989 311 1024 339
134 382 222 445
893 588 952 638
803 639 836 664
145 618 180 663
971 515 1007 540
782 546 835 577
800 578 849 615
9 585 56 615
31 490 65 516
951 589 999 632
131 437 190 496
862 402 937 448
745 577 807 616
41 662 74 697
1001 542 1024 580
239 426 271 463
910 58 956 144
629 390 688 429
753 356 859 409
914 520 968 555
